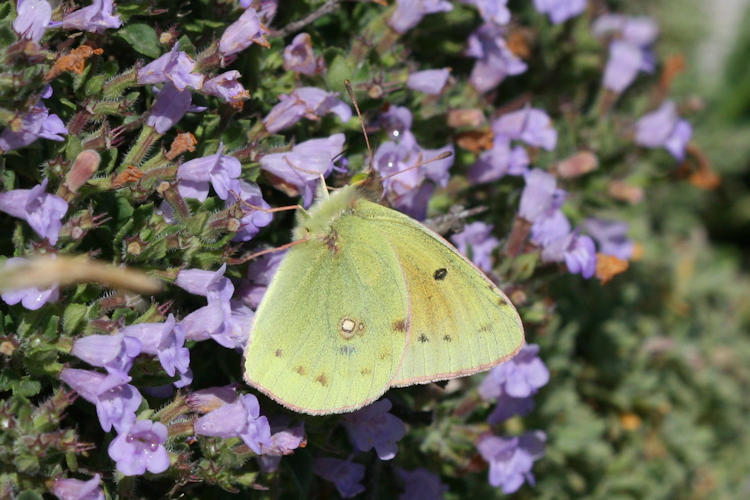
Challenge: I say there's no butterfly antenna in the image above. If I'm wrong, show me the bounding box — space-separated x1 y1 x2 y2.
278 156 333 201
317 173 330 200
378 150 454 182
345 79 374 172
228 239 308 265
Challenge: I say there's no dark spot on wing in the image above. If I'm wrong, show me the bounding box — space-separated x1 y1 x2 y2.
378 351 389 360
315 373 328 386
433 268 448 280
295 366 305 375
479 324 492 333
340 345 356 356
392 319 407 332
443 335 452 342
418 334 429 343
275 349 283 357
498 297 507 306
360 367 371 376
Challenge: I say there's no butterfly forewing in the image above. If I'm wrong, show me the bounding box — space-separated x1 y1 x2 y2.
244 217 410 414
352 199 525 387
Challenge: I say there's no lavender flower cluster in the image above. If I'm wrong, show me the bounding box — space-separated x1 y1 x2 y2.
0 0 707 498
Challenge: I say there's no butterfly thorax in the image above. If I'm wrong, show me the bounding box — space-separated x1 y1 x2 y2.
293 185 361 242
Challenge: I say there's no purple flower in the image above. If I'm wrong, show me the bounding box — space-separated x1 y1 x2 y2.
1 257 60 310
13 0 52 42
260 133 345 207
137 43 204 91
180 303 228 344
477 431 546 493
219 7 269 57
313 457 366 498
0 179 68 244
396 468 449 500
256 0 278 23
466 24 527 93
372 137 453 217
562 233 596 278
194 394 272 453
283 32 324 75
108 419 170 476
391 183 435 221
0 100 67 152
376 105 416 145
468 138 529 183
176 263 233 301
592 14 659 47
203 71 250 104
594 15 658 94
478 344 549 400
52 473 104 500
518 168 565 223
60 368 141 433
71 333 142 378
487 393 535 424
373 140 419 196
535 224 596 278
119 314 192 388
371 143 427 218
263 423 306 456
389 0 453 34
533 0 586 24
263 87 352 133
343 399 406 460
240 250 286 309
634 101 693 161
450 222 500 272
226 180 274 241
492 107 557 151
461 0 510 26
420 144 454 187
257 422 306 472
406 68 451 95
530 209 570 249
226 301 254 348
177 264 246 348
61 0 121 33
146 83 194 134
256 417 306 471
187 384 238 413
374 141 447 196
584 218 634 260
601 40 651 94
529 208 596 278
177 143 242 201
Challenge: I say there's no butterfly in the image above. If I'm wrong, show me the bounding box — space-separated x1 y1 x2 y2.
242 182 524 415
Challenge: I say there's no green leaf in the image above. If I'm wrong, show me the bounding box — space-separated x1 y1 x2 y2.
325 54 355 94
14 377 41 398
117 24 162 59
16 491 43 500
43 315 60 338
85 74 107 96
64 135 82 162
62 304 88 335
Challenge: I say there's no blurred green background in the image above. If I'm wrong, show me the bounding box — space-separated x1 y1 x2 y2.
521 1 750 498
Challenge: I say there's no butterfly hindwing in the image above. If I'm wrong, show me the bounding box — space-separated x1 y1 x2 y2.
244 213 410 414
352 199 525 387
